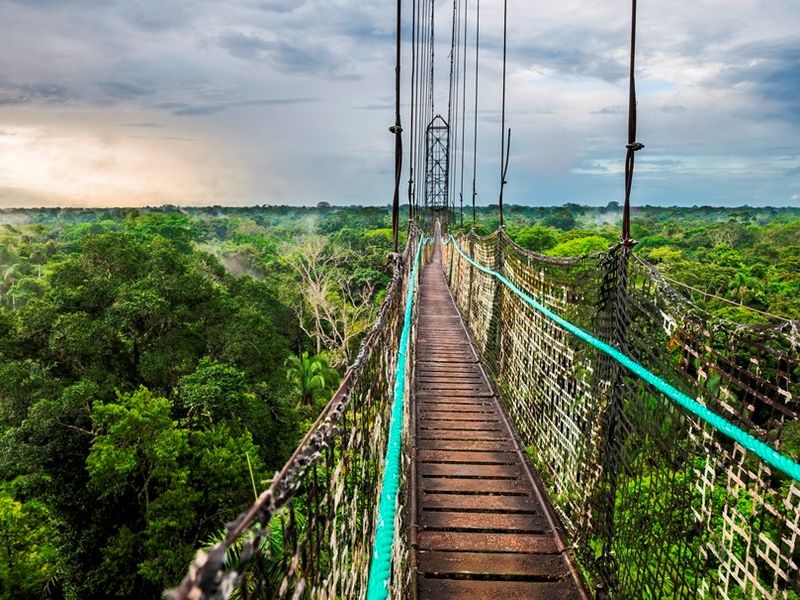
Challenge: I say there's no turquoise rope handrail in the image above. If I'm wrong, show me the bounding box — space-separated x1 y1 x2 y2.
449 234 800 482
366 236 424 600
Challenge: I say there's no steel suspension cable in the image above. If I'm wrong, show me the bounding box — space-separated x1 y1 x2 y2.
422 0 431 214
448 0 461 221
408 0 418 221
447 0 457 221
453 0 464 221
390 0 403 252
498 0 508 227
470 0 480 227
429 0 434 117
416 0 428 220
622 0 644 243
459 0 468 228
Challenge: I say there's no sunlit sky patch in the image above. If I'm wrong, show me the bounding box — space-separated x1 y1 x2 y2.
0 0 798 207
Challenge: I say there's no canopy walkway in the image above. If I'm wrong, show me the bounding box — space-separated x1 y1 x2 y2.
168 0 800 596
170 226 800 600
411 237 587 598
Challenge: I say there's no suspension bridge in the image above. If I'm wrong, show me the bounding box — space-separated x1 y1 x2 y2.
168 0 800 598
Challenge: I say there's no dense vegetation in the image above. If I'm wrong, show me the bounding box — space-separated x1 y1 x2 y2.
462 203 800 322
0 203 797 598
0 206 396 599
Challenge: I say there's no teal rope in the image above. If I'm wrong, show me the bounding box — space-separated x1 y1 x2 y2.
366 236 424 600
450 235 800 482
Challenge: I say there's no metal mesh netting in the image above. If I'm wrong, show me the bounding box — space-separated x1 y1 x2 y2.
169 231 420 600
443 230 800 599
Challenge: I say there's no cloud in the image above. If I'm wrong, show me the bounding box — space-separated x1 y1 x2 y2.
516 38 627 82
713 40 800 117
0 82 68 105
217 31 271 61
0 0 798 207
216 31 360 79
97 81 152 99
593 105 626 115
167 97 319 116
256 0 304 14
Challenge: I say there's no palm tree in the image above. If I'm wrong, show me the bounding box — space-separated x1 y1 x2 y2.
285 352 328 408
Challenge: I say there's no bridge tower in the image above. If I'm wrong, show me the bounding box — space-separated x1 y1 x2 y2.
425 115 450 225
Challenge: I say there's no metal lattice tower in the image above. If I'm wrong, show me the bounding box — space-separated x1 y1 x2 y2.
425 115 449 221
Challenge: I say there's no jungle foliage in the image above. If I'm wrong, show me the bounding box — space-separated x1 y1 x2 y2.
0 203 797 598
0 205 395 599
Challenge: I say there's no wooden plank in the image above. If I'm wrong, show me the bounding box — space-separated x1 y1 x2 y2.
417 429 509 441
417 531 560 553
418 550 570 578
417 449 517 464
418 476 530 495
417 578 581 600
416 438 516 452
419 510 549 533
419 493 539 513
418 417 501 427
418 463 522 479
418 409 500 418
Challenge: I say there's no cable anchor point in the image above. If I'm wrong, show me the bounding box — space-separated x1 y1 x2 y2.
626 142 645 151
389 125 403 134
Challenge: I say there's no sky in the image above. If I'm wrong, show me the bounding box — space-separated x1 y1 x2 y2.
0 0 798 208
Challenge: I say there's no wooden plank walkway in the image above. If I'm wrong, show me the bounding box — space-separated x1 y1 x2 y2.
410 239 588 599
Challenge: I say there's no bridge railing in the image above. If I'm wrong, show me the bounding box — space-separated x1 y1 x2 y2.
443 230 800 599
169 230 422 600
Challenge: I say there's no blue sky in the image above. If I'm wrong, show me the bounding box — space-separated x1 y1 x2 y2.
0 0 798 207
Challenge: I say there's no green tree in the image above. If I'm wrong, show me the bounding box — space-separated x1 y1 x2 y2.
513 225 558 252
0 486 62 599
285 352 333 408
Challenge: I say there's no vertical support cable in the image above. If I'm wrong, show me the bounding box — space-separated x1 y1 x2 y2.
419 0 433 221
447 0 457 225
450 0 461 224
459 0 468 228
470 0 480 228
498 0 508 228
622 0 644 243
430 0 435 117
408 0 417 222
390 0 403 252
416 0 429 218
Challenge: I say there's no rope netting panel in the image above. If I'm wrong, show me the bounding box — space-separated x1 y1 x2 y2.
443 230 800 599
169 231 420 600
